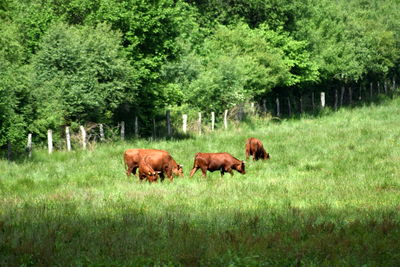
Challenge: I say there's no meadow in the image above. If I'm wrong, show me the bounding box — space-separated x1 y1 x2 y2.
1 99 400 266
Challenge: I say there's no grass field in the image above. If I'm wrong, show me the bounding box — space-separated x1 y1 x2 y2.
1 99 400 266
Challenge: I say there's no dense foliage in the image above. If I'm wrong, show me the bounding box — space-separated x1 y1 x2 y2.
1 0 399 149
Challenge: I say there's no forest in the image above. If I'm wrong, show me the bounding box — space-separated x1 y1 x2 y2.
1 0 399 150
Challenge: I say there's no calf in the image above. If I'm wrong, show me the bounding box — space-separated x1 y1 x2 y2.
189 152 245 177
245 137 270 161
138 155 160 182
124 149 183 180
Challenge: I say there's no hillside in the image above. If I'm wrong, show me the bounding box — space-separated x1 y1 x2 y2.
1 99 400 265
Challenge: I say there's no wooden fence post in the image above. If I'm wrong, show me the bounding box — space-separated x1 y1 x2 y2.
182 114 187 134
276 98 280 117
198 112 202 135
262 99 267 113
224 110 228 130
334 89 338 111
393 77 396 90
340 86 345 107
211 112 215 131
287 97 291 116
99 124 105 141
66 127 71 151
120 121 125 140
80 126 86 150
370 82 373 99
384 80 387 94
377 81 380 94
349 87 352 105
166 110 171 136
47 130 53 154
134 116 139 138
27 133 32 158
320 92 325 108
250 102 255 115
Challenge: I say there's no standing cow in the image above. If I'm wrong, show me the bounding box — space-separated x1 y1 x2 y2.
124 149 183 181
245 137 270 161
189 152 246 177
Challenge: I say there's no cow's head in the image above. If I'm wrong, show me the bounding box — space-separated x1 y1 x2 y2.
172 164 184 177
146 171 160 182
236 161 246 174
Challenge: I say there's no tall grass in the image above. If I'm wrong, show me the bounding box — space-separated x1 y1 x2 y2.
1 99 400 266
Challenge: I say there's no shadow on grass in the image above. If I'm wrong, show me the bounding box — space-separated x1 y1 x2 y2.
1 203 399 266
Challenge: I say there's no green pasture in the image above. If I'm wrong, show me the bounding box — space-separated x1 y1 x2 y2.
1 99 400 266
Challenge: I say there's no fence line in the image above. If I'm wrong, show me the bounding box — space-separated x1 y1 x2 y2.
10 79 398 156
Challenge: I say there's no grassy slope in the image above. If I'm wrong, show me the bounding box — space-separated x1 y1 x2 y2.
1 99 400 266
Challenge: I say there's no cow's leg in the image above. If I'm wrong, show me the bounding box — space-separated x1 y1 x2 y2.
200 167 207 177
225 167 234 176
132 166 139 176
189 167 198 177
245 148 250 160
126 163 134 177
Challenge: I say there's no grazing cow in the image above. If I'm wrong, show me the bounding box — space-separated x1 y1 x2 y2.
124 149 183 180
138 155 160 182
189 152 245 177
245 137 270 161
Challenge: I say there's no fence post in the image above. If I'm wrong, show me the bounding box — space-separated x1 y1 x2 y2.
262 99 267 113
250 102 255 115
320 92 325 108
211 112 215 131
120 121 125 140
334 89 338 111
47 130 53 154
370 82 373 99
80 126 86 150
340 86 345 107
198 112 202 135
166 110 171 136
377 81 380 94
384 80 387 94
27 133 32 157
224 110 228 130
276 98 280 117
66 127 71 151
393 77 396 90
349 87 352 105
182 114 187 134
134 116 139 138
99 124 105 142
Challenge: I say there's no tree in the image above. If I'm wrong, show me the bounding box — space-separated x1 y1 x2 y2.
31 22 137 138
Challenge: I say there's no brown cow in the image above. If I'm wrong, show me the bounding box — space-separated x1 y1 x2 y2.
189 152 245 177
138 155 160 182
245 137 270 161
124 149 183 180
